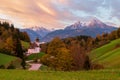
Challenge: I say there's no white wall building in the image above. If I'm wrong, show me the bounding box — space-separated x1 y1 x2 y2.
26 38 41 56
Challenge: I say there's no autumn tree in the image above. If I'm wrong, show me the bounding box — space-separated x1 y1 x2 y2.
20 32 30 42
41 37 73 71
5 37 15 55
70 43 90 70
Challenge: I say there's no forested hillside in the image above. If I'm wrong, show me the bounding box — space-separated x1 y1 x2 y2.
41 28 120 70
0 22 30 69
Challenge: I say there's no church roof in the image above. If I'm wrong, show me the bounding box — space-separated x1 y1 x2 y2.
29 42 39 49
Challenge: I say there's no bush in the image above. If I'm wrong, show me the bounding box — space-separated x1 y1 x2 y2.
7 63 15 69
90 63 104 70
0 65 5 69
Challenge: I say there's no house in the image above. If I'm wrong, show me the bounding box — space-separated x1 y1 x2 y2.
26 38 41 56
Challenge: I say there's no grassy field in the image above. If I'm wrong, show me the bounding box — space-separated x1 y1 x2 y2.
0 69 120 80
0 53 21 68
0 53 17 66
21 41 30 49
89 38 120 68
26 52 45 60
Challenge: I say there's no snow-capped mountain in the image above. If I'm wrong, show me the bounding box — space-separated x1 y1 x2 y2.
65 21 86 30
21 29 42 42
21 18 117 42
86 18 109 28
29 26 51 37
65 18 111 30
21 26 51 41
42 18 117 42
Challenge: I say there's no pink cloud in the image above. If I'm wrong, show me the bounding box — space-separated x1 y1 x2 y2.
0 0 120 29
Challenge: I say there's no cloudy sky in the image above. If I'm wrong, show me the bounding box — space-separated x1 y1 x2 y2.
0 0 120 29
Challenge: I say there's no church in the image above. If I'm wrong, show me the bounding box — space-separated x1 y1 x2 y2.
26 38 41 56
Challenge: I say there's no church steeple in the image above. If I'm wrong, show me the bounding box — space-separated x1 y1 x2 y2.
35 37 40 42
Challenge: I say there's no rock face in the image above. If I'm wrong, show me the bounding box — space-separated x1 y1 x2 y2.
42 18 117 42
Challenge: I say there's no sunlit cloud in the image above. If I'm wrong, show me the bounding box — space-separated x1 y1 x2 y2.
0 0 120 29
37 3 55 16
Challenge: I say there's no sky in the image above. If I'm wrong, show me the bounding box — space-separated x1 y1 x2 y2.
0 0 120 29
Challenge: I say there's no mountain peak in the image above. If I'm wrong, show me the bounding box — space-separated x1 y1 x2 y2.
74 21 81 25
87 18 107 28
65 21 86 30
65 17 116 30
30 26 45 31
87 18 105 27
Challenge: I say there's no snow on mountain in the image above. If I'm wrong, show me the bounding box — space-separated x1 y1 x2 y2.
65 21 86 30
86 18 107 28
29 26 51 37
21 29 41 41
21 26 51 41
65 18 116 30
42 18 117 42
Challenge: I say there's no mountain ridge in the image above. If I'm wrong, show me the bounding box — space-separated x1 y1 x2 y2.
20 26 51 41
20 18 117 42
42 18 117 42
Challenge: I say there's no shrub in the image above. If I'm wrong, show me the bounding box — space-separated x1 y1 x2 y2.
7 63 15 69
90 63 104 70
0 65 5 69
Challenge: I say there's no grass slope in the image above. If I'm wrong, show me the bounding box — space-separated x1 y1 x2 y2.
27 52 45 60
0 53 17 66
21 41 30 49
89 38 120 68
0 69 120 80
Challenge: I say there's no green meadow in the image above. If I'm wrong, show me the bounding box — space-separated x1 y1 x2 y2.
0 53 21 68
26 52 45 60
89 38 120 69
0 69 120 80
0 53 17 66
1 37 120 80
21 41 30 49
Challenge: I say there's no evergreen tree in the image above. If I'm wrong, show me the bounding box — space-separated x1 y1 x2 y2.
13 29 26 69
10 24 14 32
84 56 90 70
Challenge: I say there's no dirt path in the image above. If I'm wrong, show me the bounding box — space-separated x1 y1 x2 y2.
29 63 42 70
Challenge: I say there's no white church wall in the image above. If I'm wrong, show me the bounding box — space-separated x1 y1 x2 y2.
27 47 41 56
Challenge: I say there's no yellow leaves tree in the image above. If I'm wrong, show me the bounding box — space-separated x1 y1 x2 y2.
41 37 73 71
47 37 66 55
55 48 73 71
5 37 15 54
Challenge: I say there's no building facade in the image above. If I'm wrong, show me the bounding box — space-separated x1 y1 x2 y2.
27 38 41 56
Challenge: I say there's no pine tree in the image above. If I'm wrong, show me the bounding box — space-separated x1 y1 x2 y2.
13 30 26 69
10 24 14 32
